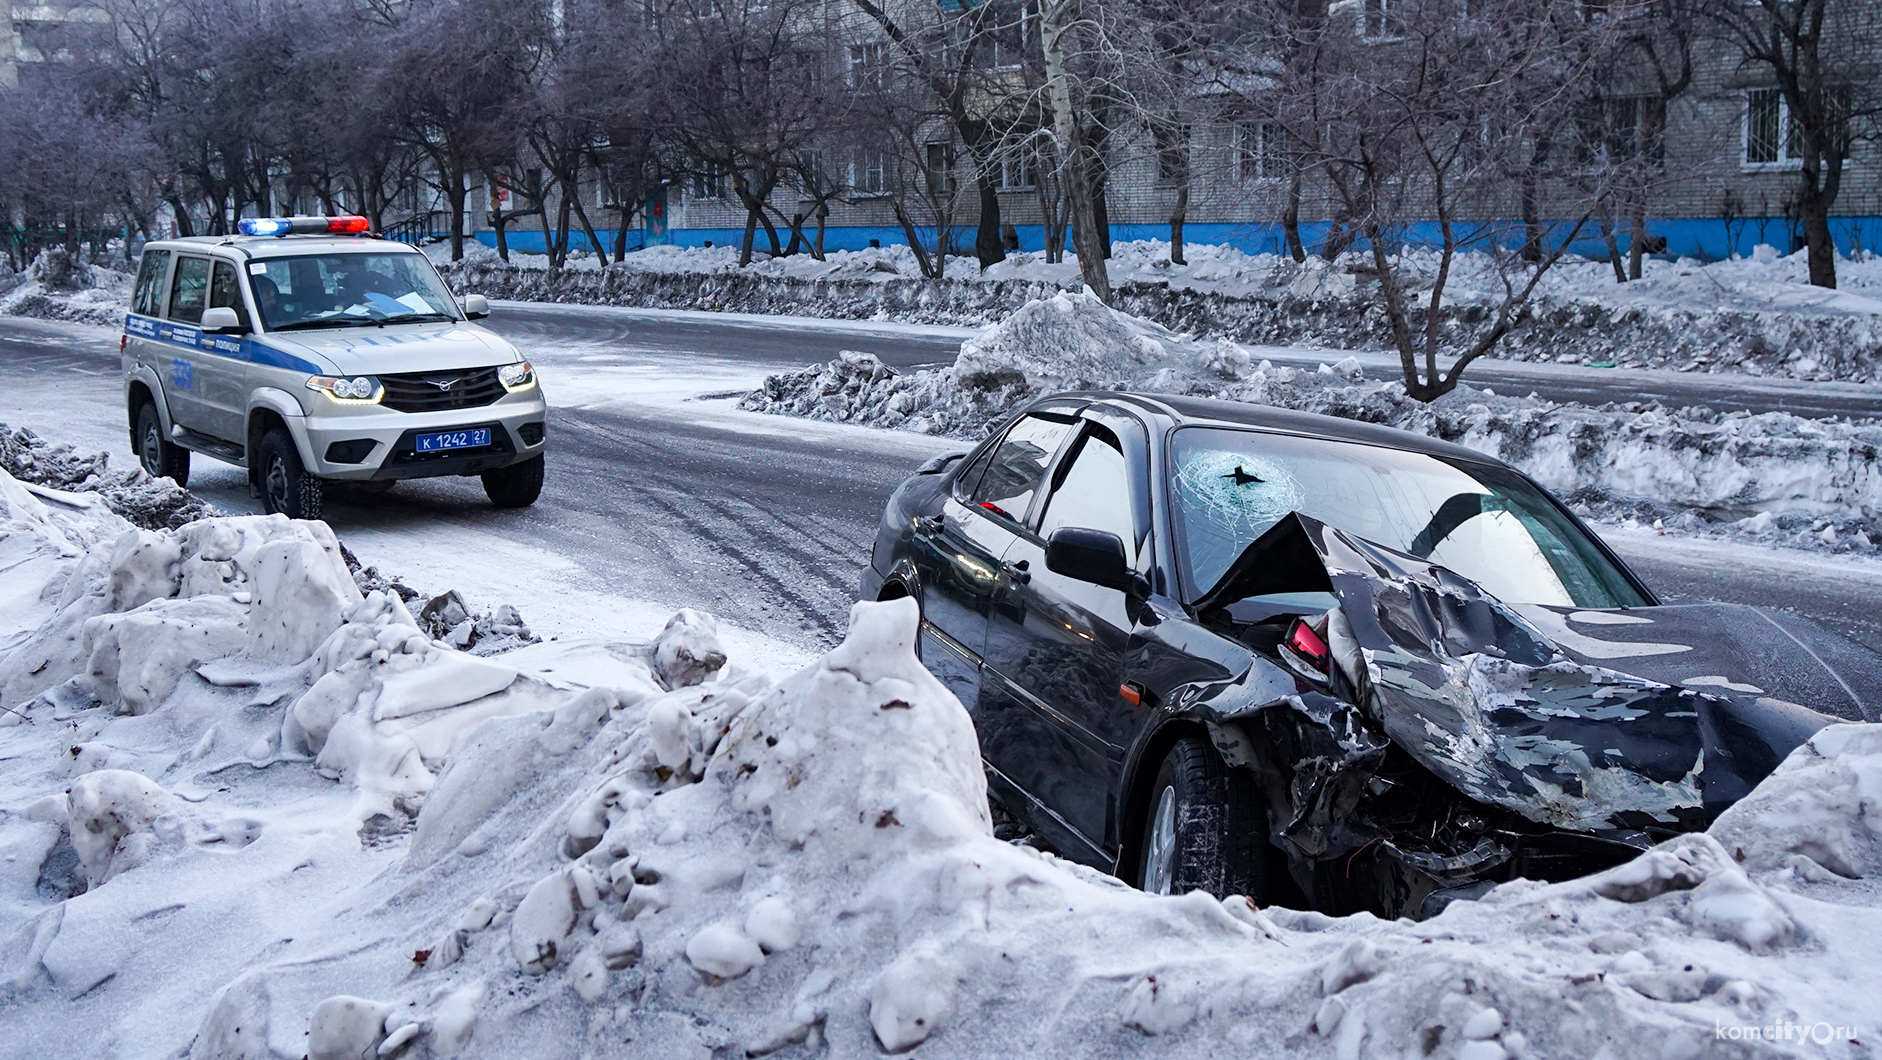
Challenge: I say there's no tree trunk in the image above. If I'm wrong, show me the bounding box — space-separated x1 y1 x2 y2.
1041 0 1111 303
1091 168 1112 260
813 203 828 260
786 213 805 256
973 174 1005 270
1599 215 1626 284
1800 184 1837 289
739 204 758 266
1169 183 1188 266
447 162 466 263
1283 172 1306 262
1627 195 1646 281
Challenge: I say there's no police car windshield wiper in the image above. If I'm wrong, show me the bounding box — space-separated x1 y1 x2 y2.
378 312 456 324
272 317 378 332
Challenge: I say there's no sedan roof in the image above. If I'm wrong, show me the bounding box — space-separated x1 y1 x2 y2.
1091 391 1502 468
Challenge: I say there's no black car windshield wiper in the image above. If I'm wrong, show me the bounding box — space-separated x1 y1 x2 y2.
377 312 457 324
271 317 379 332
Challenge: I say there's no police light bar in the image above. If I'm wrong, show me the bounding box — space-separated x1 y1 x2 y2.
236 215 372 237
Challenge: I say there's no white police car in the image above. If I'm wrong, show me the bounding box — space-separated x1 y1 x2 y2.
122 216 547 518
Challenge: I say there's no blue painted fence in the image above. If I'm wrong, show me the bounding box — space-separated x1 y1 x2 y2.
469 216 1882 263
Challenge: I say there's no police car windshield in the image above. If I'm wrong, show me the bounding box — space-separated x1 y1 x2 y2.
246 253 460 331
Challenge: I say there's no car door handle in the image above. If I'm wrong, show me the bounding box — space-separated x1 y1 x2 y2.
911 514 938 534
1002 559 1030 584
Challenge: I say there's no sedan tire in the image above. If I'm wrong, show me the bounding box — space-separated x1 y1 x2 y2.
1138 735 1271 902
134 402 190 486
258 428 324 520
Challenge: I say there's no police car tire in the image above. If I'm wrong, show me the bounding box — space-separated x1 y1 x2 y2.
258 428 324 521
135 402 190 486
482 455 543 508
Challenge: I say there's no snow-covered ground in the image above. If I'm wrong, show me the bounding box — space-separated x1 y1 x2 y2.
744 291 1882 558
2 474 1880 1059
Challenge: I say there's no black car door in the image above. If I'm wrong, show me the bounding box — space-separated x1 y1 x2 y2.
979 413 1151 855
909 411 1080 713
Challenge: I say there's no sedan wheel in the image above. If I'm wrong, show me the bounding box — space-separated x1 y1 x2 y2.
1136 734 1271 902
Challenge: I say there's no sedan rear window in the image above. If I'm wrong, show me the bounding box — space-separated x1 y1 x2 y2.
1170 427 1647 608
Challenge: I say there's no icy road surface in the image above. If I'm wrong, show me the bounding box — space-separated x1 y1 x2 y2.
2 309 1881 678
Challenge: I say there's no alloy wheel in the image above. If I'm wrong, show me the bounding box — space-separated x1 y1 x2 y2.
264 455 291 514
140 422 164 477
1145 785 1178 896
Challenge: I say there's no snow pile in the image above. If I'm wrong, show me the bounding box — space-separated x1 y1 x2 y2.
439 239 1882 383
3 488 1881 1057
745 293 1882 555
0 424 212 531
0 250 134 327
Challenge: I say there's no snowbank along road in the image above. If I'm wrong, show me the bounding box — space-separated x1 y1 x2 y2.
1 306 1880 670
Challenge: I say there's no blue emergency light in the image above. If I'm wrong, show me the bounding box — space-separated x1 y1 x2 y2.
236 215 372 237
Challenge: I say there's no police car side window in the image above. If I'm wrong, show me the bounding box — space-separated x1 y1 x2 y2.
209 261 249 328
132 251 170 317
168 257 211 324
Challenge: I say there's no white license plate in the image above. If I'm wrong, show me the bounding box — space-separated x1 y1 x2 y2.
415 428 491 453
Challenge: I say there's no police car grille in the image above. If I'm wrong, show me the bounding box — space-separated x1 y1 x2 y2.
379 368 506 413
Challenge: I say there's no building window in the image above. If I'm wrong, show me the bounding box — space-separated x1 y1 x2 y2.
693 162 726 200
999 146 1034 190
848 42 887 90
1360 0 1393 37
1238 121 1285 181
924 141 956 195
1744 88 1803 167
1154 124 1190 184
851 147 887 195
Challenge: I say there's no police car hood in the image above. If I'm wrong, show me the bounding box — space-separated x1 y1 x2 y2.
267 321 519 376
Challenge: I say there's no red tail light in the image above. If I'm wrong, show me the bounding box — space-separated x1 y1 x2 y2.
1285 617 1330 672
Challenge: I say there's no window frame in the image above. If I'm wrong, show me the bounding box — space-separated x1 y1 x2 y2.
1743 87 1802 171
166 255 213 324
956 409 1083 535
132 249 172 317
1036 422 1140 550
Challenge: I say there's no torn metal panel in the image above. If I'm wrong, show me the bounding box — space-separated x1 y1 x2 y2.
1206 512 1837 835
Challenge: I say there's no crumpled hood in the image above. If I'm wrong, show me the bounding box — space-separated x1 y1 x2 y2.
264 321 520 376
1212 514 1843 833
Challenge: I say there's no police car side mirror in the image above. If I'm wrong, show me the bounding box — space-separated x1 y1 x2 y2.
200 307 246 333
460 294 490 319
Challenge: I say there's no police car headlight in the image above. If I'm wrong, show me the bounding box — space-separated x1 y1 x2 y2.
306 376 383 404
499 361 536 393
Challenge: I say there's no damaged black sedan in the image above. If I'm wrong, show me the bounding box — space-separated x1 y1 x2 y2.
862 392 1874 919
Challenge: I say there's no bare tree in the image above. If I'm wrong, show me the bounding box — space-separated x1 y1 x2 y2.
1697 0 1881 288
1240 0 1624 400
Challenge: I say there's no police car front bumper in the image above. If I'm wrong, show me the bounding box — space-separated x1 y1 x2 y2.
297 390 548 481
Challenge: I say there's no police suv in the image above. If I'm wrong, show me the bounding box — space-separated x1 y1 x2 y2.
122 215 546 518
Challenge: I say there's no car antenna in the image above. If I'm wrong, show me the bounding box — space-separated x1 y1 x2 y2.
1225 465 1263 485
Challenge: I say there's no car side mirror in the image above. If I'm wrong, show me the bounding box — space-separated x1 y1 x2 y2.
1045 527 1134 592
460 294 490 319
199 306 245 333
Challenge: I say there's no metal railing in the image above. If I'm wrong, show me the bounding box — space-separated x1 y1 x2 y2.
381 212 446 244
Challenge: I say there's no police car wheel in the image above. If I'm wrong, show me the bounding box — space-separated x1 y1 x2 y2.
482 455 543 508
134 402 190 486
258 428 324 520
